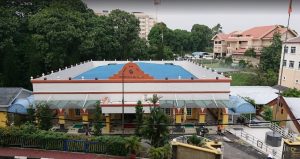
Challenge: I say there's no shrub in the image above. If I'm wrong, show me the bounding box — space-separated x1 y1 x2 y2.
187 135 206 147
148 144 172 159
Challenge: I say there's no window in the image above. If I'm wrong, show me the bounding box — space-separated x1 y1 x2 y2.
284 46 289 53
283 76 286 80
187 108 192 116
75 109 81 116
239 41 242 44
164 108 171 115
296 80 299 84
281 109 284 114
283 60 287 67
299 62 300 69
218 41 222 44
291 47 296 53
289 61 294 68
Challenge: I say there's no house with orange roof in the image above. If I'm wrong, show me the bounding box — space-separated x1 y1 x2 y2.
212 25 298 58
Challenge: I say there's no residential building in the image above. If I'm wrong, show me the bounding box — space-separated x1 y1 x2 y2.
212 25 298 58
279 36 300 90
96 11 156 40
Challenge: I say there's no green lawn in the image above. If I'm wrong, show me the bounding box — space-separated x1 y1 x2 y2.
228 72 258 86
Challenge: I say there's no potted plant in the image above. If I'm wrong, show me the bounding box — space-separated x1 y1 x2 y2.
125 136 141 159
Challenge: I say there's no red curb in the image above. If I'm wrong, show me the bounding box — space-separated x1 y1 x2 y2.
0 147 125 159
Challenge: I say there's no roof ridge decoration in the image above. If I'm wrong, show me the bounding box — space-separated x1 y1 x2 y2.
109 62 154 79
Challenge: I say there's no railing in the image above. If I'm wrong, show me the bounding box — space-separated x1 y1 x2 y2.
1 135 127 156
269 123 295 139
229 129 282 159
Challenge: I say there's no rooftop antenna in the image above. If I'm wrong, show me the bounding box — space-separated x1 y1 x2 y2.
154 0 161 22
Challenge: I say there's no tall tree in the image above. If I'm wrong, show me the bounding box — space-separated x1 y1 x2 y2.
211 23 223 36
106 9 140 60
93 101 103 136
135 100 144 136
259 32 282 72
36 103 53 130
190 24 213 52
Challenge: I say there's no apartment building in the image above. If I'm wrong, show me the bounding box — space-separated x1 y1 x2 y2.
96 11 156 40
279 37 300 90
212 25 298 58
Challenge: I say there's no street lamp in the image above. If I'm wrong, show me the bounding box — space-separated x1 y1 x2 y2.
122 67 125 136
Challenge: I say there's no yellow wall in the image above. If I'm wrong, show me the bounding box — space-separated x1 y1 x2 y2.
0 112 7 127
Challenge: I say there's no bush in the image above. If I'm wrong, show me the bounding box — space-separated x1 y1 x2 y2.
224 56 233 66
148 144 172 159
187 135 206 146
0 125 129 156
238 60 247 68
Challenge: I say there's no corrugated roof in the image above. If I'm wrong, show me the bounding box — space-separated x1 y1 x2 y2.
230 86 278 105
284 97 300 122
0 88 32 107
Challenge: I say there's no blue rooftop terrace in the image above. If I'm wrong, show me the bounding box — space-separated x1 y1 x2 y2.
73 62 197 80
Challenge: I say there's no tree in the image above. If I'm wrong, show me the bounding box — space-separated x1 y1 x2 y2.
187 135 206 147
27 105 36 124
244 48 256 58
93 101 102 136
148 144 172 159
142 106 170 147
106 9 140 60
36 103 53 130
263 106 273 121
259 32 282 72
224 56 233 66
282 88 300 97
125 136 141 155
190 24 213 52
211 23 223 36
135 100 144 137
239 60 247 68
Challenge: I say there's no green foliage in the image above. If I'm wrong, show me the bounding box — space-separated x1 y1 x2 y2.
243 97 256 106
191 24 213 52
36 103 53 130
135 100 144 137
224 56 233 66
142 107 170 148
227 72 257 86
238 60 247 68
27 105 36 124
212 23 223 36
282 88 300 97
93 101 102 136
259 33 282 73
125 136 141 154
187 135 206 146
0 125 130 156
244 48 256 58
263 106 273 121
256 69 278 86
148 144 172 159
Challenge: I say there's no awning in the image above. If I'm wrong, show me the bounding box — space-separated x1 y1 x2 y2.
159 100 231 108
8 96 34 114
34 100 99 109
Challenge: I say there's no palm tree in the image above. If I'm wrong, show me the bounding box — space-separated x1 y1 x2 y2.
125 136 141 158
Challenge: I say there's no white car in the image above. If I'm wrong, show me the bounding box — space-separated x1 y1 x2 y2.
203 55 214 60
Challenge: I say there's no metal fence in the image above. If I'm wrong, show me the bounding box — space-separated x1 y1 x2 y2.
1 135 115 155
229 129 283 159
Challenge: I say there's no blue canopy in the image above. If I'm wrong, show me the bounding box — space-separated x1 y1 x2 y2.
8 95 34 114
229 96 255 114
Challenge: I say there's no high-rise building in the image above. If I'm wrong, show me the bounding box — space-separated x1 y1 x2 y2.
132 12 156 40
279 36 300 90
96 11 156 40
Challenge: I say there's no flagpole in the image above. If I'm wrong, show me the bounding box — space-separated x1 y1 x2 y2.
274 0 292 135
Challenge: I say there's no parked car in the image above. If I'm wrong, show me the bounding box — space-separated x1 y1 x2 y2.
203 55 214 60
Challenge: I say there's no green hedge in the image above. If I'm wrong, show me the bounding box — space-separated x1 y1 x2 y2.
0 124 129 156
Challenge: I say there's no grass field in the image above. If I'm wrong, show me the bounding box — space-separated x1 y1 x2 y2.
228 72 258 86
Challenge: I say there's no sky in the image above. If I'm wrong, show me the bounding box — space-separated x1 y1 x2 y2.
83 0 300 33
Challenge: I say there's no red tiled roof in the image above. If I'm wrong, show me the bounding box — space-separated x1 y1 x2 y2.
217 33 230 40
241 25 277 39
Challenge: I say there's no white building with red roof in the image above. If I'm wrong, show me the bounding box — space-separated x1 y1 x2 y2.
212 25 298 58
